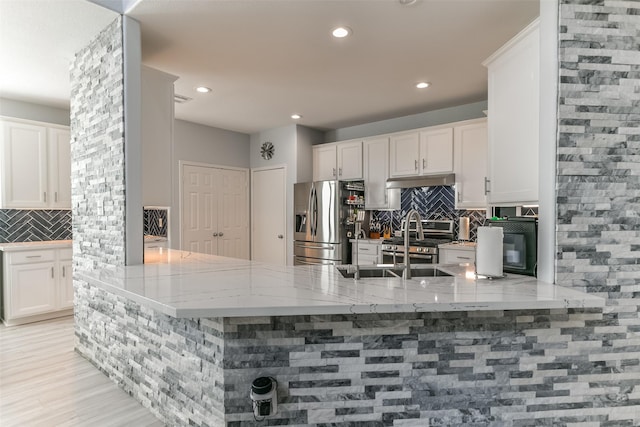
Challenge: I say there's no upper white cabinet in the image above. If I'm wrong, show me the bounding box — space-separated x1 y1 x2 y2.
313 140 362 181
0 119 71 209
389 128 453 178
483 19 540 205
48 128 72 209
453 120 488 209
420 127 454 175
363 137 400 210
389 132 420 177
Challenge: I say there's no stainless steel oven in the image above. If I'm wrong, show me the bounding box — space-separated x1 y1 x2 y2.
381 219 453 266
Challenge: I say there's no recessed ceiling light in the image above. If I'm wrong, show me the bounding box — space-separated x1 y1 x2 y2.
291 114 302 120
196 86 211 93
332 27 351 38
416 82 431 89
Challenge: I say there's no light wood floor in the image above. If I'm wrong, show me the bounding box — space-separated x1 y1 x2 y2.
0 316 164 427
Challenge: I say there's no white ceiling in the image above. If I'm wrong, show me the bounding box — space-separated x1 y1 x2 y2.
1 0 539 135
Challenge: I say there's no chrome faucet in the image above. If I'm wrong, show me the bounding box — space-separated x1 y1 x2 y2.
403 209 424 279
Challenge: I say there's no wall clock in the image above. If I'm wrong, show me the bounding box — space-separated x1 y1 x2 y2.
261 141 275 160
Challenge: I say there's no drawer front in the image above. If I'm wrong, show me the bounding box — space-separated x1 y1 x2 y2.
442 248 475 264
355 244 379 256
8 250 56 265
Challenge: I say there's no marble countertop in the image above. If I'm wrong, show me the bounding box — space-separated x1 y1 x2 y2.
0 240 72 251
77 248 605 319
439 242 477 250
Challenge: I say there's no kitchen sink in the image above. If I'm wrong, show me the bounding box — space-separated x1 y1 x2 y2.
336 265 452 279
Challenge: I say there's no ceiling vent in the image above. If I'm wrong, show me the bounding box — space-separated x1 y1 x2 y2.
174 94 193 104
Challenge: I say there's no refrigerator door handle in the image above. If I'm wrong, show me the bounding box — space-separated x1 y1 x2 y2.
308 184 315 237
312 186 318 237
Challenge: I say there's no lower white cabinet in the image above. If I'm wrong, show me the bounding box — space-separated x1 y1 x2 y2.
439 244 476 265
2 247 73 325
351 240 382 265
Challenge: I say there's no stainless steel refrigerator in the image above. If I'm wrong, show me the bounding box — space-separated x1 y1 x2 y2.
293 181 347 265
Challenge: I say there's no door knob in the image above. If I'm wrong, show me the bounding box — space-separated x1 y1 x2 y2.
277 234 284 239
213 232 219 237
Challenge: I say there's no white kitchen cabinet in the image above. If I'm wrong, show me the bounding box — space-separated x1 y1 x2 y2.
0 118 71 209
48 127 72 209
454 119 488 209
389 128 453 178
363 137 400 210
313 141 362 181
439 244 476 264
351 240 382 265
389 132 420 177
419 127 453 175
336 140 363 180
483 19 539 205
2 247 73 325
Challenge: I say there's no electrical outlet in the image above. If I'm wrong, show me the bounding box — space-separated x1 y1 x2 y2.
159 218 163 228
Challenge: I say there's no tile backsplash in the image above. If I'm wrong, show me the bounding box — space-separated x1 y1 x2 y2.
0 209 72 243
371 186 486 241
143 208 168 237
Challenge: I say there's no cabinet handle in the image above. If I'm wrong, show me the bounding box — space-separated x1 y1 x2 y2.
457 256 471 260
44 192 47 202
55 192 58 202
333 168 337 177
213 232 219 237
277 234 284 239
484 177 490 195
219 232 224 237
339 167 342 176
422 159 426 169
51 267 54 278
62 266 66 277
26 255 42 259
359 248 370 251
414 160 418 170
457 191 461 203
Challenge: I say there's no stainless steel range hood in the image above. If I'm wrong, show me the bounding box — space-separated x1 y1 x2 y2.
386 174 455 189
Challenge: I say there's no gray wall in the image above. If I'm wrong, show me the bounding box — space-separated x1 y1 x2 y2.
324 100 488 142
171 119 250 247
250 125 297 263
0 98 70 126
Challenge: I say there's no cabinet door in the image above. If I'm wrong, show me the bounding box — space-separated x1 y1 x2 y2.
389 132 420 177
312 144 337 181
57 259 74 310
48 128 72 209
486 23 539 204
336 141 362 180
419 127 453 175
454 121 488 209
9 262 57 318
363 137 399 210
1 120 48 208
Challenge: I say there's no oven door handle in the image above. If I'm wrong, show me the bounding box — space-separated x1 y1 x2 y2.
382 252 434 260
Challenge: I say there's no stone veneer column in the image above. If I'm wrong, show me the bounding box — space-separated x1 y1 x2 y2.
556 0 640 421
70 16 126 271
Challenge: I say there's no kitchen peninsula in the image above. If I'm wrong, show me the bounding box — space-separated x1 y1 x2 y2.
76 248 603 426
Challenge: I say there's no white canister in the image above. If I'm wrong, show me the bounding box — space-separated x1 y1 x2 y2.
476 226 503 278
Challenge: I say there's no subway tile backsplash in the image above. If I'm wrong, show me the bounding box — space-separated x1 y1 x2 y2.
0 209 72 243
371 186 486 240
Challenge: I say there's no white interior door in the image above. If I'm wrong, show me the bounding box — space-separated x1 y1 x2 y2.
251 167 286 265
218 168 249 259
182 165 219 255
